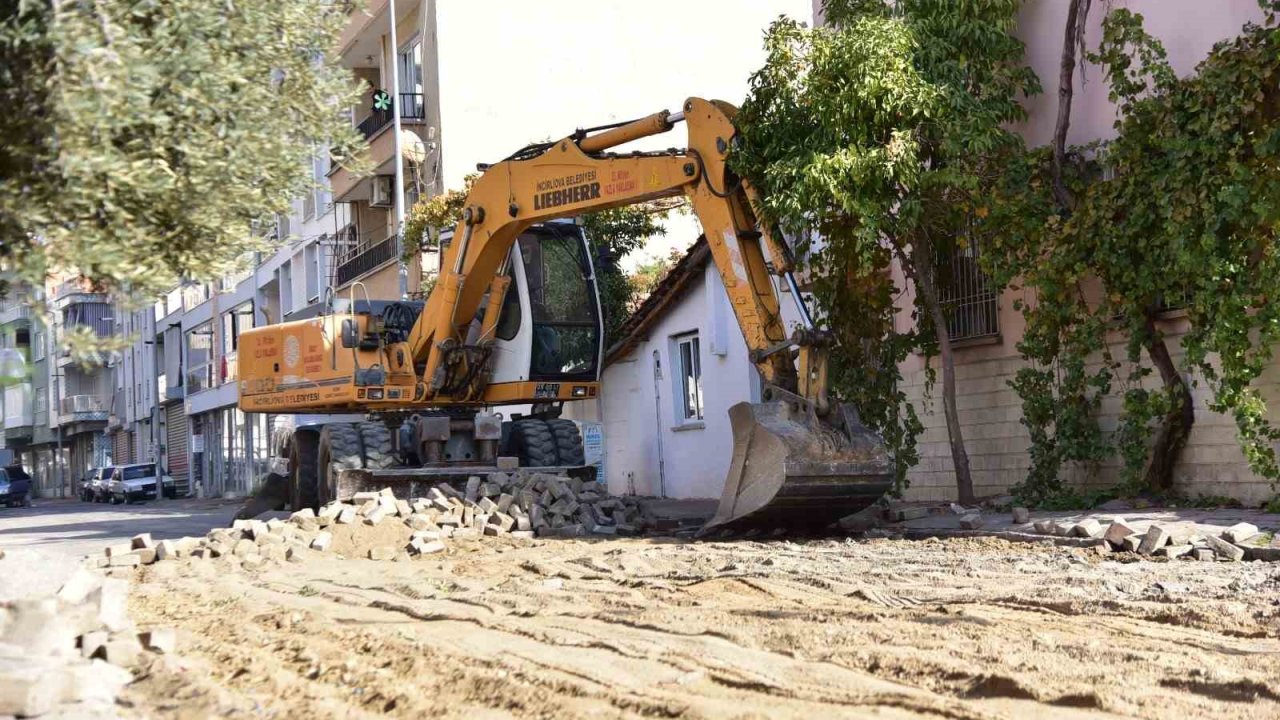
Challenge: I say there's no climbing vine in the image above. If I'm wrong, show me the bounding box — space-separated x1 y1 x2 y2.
983 3 1280 502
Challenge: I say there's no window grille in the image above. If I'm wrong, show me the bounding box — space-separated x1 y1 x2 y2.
936 238 999 341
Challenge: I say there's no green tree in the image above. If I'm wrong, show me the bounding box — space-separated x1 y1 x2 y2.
0 0 361 346
984 4 1280 501
732 0 1039 500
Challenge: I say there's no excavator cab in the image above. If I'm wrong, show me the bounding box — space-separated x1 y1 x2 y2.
487 222 604 389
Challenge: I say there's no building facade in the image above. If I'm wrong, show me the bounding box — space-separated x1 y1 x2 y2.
1 0 443 498
570 1 1279 504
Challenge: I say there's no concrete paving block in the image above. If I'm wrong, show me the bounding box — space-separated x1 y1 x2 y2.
1137 525 1170 555
311 532 333 552
959 514 983 530
289 507 316 523
1121 535 1143 553
1204 533 1245 561
496 493 515 513
0 657 66 717
103 543 134 558
363 504 389 526
497 456 519 471
232 539 257 558
130 533 155 550
1011 507 1030 524
57 567 103 605
409 539 446 555
336 506 357 524
102 636 144 668
1222 522 1259 544
262 544 287 563
79 630 109 660
351 491 380 503
1070 519 1103 538
510 530 536 539
318 502 344 520
153 540 178 562
378 487 395 498
368 547 397 561
3 598 75 656
61 658 132 706
465 476 482 503
132 548 158 565
108 553 141 568
139 627 176 655
1194 548 1216 561
1103 519 1135 547
256 532 286 546
1155 544 1193 559
356 500 378 517
394 499 413 518
1032 520 1054 535
405 514 434 531
477 497 498 514
1052 521 1074 537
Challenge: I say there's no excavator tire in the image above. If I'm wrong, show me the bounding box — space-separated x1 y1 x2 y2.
357 421 399 470
288 430 319 512
318 423 364 507
510 419 558 467
545 419 585 466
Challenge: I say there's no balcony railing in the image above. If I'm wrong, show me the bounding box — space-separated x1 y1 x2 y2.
58 394 110 425
3 383 33 428
334 233 399 288
0 303 32 326
355 93 425 140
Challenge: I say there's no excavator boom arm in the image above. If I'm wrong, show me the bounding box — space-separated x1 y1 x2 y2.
413 98 798 398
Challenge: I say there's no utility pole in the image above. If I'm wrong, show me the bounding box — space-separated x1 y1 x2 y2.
388 0 408 300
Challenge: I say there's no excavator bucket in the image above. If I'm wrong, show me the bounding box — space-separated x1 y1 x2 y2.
703 396 894 533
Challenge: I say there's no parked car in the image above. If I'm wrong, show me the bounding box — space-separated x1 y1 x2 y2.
80 467 105 502
88 466 118 503
107 463 177 504
0 465 33 508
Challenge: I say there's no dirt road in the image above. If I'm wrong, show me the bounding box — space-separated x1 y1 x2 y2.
122 533 1280 719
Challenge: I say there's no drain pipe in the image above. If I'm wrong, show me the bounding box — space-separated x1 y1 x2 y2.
651 349 667 498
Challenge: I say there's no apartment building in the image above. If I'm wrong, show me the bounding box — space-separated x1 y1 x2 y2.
0 0 443 497
98 0 443 498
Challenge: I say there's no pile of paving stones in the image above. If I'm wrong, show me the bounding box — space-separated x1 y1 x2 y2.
95 472 650 572
1030 516 1265 561
0 562 173 717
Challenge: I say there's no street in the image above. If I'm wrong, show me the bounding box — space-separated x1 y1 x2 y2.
0 497 242 608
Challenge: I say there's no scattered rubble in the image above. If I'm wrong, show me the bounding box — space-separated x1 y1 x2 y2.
100 473 648 575
0 565 174 717
1001 511 1272 563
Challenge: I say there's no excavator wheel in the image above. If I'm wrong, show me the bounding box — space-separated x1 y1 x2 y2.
357 421 399 470
545 419 585 466
289 430 319 512
509 419 558 467
317 423 364 507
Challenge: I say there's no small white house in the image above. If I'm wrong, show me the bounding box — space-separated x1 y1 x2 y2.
566 237 805 499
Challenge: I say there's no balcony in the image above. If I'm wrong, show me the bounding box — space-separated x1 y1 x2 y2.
3 383 33 440
329 97 430 201
59 394 109 424
334 233 399 288
0 303 32 327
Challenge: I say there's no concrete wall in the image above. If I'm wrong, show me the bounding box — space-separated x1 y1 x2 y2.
895 0 1273 503
568 263 813 499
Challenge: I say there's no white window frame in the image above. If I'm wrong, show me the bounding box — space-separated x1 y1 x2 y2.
671 332 704 427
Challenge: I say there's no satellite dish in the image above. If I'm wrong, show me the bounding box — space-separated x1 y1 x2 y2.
401 130 427 165
0 348 26 385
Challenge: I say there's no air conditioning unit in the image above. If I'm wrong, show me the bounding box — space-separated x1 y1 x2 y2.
370 175 394 208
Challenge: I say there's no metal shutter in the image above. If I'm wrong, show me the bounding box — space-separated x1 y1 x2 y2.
166 403 189 496
111 431 129 466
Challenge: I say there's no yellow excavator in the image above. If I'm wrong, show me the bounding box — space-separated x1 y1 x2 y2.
237 98 892 531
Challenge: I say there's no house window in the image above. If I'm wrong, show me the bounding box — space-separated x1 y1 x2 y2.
31 325 44 362
186 322 214 393
220 302 253 385
673 333 704 423
304 243 320 303
937 238 999 341
397 36 424 118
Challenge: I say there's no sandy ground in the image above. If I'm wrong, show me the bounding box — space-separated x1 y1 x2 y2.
118 532 1280 719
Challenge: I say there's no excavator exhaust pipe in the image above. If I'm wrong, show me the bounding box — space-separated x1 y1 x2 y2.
703 389 894 534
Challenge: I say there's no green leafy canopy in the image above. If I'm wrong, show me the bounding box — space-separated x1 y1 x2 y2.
0 0 363 336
